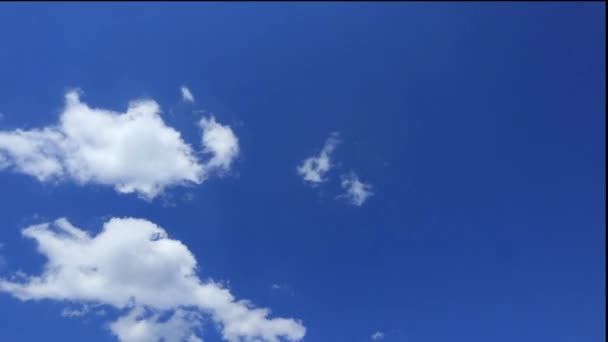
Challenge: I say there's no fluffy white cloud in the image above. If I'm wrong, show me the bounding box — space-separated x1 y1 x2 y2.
0 127 66 181
181 86 195 103
371 331 385 340
199 117 239 173
340 173 373 206
0 218 305 342
0 91 239 200
297 132 340 184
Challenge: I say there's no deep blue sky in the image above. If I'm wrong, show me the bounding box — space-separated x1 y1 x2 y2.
0 2 605 342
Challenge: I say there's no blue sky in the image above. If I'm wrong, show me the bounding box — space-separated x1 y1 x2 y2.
0 2 605 342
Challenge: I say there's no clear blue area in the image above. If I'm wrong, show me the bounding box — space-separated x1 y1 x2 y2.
0 2 604 341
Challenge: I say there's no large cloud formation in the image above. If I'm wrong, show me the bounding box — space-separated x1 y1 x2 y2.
0 91 239 199
0 218 305 342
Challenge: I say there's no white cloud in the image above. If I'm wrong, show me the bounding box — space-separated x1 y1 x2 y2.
340 172 373 206
0 217 305 342
0 127 66 181
371 331 385 340
61 303 106 318
61 305 91 318
181 86 195 103
0 91 239 200
297 132 340 184
199 117 239 173
110 307 202 342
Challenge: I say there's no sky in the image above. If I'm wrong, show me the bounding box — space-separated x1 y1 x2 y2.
0 2 605 342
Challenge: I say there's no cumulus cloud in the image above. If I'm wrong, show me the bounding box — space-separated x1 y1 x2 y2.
371 331 385 340
181 86 195 103
340 172 373 206
199 117 239 173
0 218 305 342
0 91 239 200
297 132 340 184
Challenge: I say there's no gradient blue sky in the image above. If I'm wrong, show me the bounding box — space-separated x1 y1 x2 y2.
0 2 605 342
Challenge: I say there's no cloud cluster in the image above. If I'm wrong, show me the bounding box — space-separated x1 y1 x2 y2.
0 91 239 200
297 132 340 184
298 133 373 206
340 173 373 206
0 218 305 342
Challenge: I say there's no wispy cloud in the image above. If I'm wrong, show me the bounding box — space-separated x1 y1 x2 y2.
340 172 373 206
181 86 195 103
297 132 340 184
61 305 91 318
271 283 296 297
371 331 385 340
